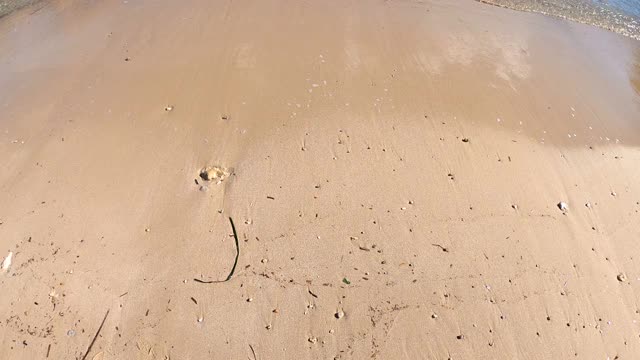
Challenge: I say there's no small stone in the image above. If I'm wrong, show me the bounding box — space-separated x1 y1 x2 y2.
408 200 414 205
164 105 173 112
585 202 591 208
617 273 627 282
265 324 272 330
431 313 438 319
261 258 268 264
461 138 470 143
199 166 230 184
456 334 464 340
329 329 335 334
145 228 150 232
511 204 518 210
557 202 568 211
308 337 318 344
611 191 617 197
335 310 345 319
197 316 203 323
66 329 75 337
247 297 253 302
1 251 13 272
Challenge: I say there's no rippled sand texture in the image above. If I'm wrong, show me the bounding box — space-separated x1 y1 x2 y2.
478 0 640 40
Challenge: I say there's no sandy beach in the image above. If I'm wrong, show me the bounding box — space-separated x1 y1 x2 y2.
1 0 640 359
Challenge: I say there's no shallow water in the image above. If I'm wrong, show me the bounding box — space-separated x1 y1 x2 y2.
478 0 640 40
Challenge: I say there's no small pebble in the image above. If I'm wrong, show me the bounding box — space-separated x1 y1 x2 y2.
557 202 568 211
335 310 345 319
617 273 627 282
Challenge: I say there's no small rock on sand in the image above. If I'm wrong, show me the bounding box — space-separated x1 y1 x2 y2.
557 202 568 211
617 273 627 282
199 166 230 184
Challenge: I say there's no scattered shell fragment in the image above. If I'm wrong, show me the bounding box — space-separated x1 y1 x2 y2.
1 251 13 272
199 166 230 184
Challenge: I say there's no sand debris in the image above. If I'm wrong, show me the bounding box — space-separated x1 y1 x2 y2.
199 166 230 184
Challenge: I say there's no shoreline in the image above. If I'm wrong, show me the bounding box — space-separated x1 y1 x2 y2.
477 0 640 41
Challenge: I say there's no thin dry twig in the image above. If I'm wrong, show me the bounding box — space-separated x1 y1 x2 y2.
81 309 110 360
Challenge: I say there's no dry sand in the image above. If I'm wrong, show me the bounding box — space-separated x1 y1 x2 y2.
1 0 640 359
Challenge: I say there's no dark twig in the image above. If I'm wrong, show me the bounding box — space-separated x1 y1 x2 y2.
225 217 240 281
194 217 240 283
249 344 257 360
81 309 110 360
431 243 449 252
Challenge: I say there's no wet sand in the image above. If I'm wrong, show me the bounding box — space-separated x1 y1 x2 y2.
1 0 640 359
0 0 42 18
